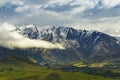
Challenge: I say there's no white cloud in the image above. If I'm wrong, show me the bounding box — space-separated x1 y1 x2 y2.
0 23 65 49
0 0 24 6
1 0 120 13
42 0 97 14
70 0 97 13
15 5 30 12
0 0 120 37
47 0 72 5
102 0 120 8
0 22 16 31
42 0 120 14
69 17 120 37
15 4 41 12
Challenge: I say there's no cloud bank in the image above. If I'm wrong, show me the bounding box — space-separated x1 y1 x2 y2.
0 23 65 50
0 0 120 37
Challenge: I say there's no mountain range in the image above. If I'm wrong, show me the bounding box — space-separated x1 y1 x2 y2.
0 24 120 66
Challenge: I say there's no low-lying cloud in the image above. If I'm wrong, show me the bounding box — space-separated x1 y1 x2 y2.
0 23 65 50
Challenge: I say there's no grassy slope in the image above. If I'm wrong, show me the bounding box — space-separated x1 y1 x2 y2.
0 57 111 80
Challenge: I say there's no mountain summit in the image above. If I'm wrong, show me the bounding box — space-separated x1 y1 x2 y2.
15 25 120 64
0 25 120 65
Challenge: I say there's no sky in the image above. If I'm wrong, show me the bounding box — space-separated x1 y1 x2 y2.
0 0 120 36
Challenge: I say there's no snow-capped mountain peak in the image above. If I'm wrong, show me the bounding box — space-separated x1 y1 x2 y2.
1 24 120 64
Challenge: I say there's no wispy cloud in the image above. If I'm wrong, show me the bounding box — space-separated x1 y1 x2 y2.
0 23 65 49
101 0 120 8
0 0 24 6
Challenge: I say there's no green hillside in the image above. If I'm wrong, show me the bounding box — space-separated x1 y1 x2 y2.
0 57 112 80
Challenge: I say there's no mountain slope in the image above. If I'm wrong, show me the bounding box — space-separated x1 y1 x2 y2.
116 37 120 41
14 25 120 65
0 57 111 80
0 24 120 65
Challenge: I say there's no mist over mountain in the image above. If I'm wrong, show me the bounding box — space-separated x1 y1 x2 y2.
0 24 119 65
0 23 119 66
0 23 64 50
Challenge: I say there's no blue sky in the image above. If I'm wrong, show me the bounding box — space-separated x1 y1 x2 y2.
0 0 120 36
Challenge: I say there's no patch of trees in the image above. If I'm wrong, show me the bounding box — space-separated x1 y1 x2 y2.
60 66 120 78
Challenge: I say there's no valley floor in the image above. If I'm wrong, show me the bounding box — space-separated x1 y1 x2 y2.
0 67 112 80
0 57 119 80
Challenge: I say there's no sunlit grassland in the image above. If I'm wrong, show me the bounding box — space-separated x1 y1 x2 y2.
0 57 112 80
